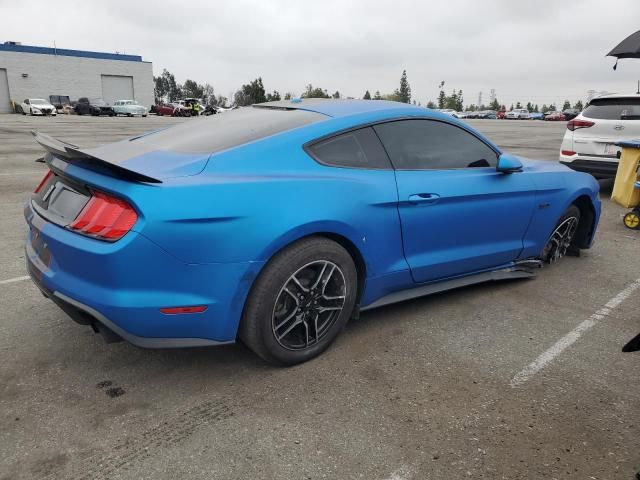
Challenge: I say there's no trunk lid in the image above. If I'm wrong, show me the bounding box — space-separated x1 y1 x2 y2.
33 131 211 184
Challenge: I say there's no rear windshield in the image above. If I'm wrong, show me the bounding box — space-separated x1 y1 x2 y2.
129 106 326 154
583 98 640 120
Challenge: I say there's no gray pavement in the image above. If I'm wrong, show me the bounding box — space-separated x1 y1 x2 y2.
0 115 638 480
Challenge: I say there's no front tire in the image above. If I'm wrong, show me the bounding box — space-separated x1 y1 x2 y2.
239 237 357 365
541 205 581 263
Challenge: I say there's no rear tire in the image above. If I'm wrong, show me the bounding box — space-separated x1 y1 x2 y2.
541 205 581 263
239 237 357 365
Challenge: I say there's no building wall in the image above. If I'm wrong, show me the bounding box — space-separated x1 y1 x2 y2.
0 50 154 109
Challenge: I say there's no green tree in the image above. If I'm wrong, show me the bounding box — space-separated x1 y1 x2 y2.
234 77 267 106
202 83 215 106
284 92 294 100
363 90 371 100
515 101 522 109
426 100 436 109
526 102 533 112
394 70 411 103
266 90 281 101
574 100 584 111
541 104 548 113
301 84 330 98
182 79 204 99
562 100 571 111
154 69 181 102
153 76 167 103
534 104 539 113
373 90 383 100
214 95 227 107
332 91 340 99
489 98 500 111
548 103 557 112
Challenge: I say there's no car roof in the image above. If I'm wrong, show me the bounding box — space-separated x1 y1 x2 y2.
256 98 426 119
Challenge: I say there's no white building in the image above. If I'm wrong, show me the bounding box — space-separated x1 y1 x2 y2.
0 42 154 113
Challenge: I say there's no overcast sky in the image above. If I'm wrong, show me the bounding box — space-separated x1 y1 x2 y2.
3 0 640 106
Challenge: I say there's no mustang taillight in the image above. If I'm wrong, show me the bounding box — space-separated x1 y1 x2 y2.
34 170 54 193
567 119 595 131
69 191 138 241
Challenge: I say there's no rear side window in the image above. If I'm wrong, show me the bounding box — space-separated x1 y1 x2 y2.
583 98 640 120
374 119 498 170
306 127 391 169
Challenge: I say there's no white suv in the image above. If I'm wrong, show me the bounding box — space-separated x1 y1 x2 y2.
505 109 530 120
559 93 640 178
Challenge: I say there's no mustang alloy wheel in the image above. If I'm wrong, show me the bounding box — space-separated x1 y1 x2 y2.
272 260 346 350
541 205 580 263
240 237 357 365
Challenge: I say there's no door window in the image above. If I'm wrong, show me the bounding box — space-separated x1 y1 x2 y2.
374 119 498 169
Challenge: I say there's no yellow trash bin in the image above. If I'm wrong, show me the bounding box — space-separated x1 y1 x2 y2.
611 139 640 208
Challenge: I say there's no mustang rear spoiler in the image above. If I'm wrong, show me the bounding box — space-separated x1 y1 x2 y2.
31 131 162 184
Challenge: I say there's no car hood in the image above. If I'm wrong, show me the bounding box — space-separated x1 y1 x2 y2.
31 103 54 109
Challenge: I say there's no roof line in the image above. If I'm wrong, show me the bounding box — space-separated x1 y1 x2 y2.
0 43 143 62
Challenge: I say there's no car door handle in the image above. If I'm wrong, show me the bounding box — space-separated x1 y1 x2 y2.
408 193 440 205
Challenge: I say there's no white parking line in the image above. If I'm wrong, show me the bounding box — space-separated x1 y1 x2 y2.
0 275 30 285
510 277 640 387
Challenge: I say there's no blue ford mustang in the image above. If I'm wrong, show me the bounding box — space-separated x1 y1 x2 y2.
25 99 600 364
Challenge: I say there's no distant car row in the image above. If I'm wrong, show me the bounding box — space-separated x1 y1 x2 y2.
15 97 148 117
435 108 580 121
14 96 235 118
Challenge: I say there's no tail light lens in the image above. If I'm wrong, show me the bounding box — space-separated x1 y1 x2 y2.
567 119 594 131
34 170 54 193
561 150 577 156
69 191 137 241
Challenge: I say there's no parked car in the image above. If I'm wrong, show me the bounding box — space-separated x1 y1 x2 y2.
49 95 72 114
18 98 57 116
497 110 507 119
505 109 531 120
529 112 545 120
75 98 115 116
562 109 580 121
474 110 497 119
545 111 566 121
26 99 601 365
113 100 148 117
437 109 458 117
202 105 218 116
154 103 191 117
559 93 640 178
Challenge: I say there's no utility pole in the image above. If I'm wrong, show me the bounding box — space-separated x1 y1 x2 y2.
478 91 483 107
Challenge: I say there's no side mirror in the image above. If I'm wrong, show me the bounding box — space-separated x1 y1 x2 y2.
497 154 523 174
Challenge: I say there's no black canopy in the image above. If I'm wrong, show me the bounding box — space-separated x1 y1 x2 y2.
607 30 640 59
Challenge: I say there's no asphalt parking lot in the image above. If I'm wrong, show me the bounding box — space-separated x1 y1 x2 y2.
0 115 639 480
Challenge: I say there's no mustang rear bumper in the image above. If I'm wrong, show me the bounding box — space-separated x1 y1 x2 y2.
25 200 263 347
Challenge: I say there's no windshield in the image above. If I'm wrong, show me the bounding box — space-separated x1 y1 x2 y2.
30 99 47 105
583 98 640 120
90 98 107 106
